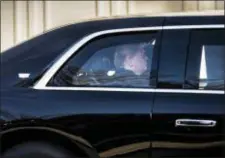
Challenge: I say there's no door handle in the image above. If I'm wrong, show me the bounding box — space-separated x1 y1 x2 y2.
175 119 216 127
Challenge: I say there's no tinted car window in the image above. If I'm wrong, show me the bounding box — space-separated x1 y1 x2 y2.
185 29 225 90
48 31 161 88
157 30 190 89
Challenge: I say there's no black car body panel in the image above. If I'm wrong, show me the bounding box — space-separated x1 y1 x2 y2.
1 15 224 158
152 93 225 157
1 88 154 157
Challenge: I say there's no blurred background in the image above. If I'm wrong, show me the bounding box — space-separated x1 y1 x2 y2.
1 0 224 52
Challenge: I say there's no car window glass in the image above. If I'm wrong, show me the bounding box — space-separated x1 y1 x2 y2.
48 31 161 88
185 29 225 90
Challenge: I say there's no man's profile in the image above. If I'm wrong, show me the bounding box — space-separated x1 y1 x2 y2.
113 43 151 87
114 43 148 75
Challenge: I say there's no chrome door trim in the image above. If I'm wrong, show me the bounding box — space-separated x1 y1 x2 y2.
175 119 217 127
33 24 225 94
33 86 224 94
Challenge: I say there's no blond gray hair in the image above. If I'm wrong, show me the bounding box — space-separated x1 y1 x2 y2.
114 44 141 69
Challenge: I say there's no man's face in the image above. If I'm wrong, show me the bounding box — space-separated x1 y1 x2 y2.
124 46 148 75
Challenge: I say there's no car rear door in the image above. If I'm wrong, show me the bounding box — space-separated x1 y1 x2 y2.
151 26 225 157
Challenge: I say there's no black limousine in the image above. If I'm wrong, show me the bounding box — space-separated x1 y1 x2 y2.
1 11 225 158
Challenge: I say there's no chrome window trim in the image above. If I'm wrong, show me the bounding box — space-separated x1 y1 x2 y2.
33 24 225 94
35 86 224 94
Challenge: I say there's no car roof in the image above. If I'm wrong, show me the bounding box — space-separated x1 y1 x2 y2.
37 10 223 39
47 10 224 30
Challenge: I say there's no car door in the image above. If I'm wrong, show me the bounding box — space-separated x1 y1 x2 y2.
34 29 162 157
152 26 225 157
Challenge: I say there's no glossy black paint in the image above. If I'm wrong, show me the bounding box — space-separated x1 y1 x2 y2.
152 93 225 157
1 15 225 158
165 15 224 25
1 88 154 157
